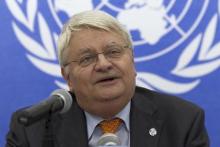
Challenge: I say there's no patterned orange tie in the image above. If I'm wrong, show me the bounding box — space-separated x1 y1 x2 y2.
99 118 123 134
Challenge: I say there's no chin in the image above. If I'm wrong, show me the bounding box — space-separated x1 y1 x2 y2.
96 94 119 102
98 90 124 100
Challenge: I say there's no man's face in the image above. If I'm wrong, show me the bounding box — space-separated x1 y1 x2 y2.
62 28 136 118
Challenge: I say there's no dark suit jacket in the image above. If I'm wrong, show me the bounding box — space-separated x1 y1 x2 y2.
6 86 209 147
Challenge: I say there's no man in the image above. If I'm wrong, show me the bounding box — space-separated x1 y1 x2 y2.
6 10 209 147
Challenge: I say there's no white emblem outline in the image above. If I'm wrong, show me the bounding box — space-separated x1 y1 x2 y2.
6 0 220 94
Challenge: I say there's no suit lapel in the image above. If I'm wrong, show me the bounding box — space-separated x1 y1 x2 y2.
130 88 164 147
54 98 88 147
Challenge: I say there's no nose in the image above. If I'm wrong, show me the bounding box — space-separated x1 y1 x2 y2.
94 54 113 72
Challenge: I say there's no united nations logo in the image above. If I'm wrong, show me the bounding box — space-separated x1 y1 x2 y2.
6 0 220 94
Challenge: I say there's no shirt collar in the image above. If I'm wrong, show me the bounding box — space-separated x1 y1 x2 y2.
84 101 131 139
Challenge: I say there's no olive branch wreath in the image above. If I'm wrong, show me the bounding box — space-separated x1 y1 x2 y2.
6 0 220 94
6 0 67 89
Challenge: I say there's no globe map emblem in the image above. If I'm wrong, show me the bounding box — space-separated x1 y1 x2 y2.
3 2 220 146
51 0 209 62
6 0 220 94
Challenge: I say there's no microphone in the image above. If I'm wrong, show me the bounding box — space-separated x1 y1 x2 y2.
96 133 121 146
17 89 72 126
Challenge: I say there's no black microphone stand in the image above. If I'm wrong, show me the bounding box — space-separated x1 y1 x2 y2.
42 106 55 147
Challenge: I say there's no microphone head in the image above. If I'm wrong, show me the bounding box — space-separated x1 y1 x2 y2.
51 89 72 114
96 133 121 146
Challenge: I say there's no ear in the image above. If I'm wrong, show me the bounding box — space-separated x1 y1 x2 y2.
61 67 68 80
61 67 74 91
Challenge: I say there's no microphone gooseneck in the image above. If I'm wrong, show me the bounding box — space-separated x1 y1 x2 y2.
17 89 72 126
96 133 121 146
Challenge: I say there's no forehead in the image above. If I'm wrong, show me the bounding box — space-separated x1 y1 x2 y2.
68 29 125 51
61 28 127 63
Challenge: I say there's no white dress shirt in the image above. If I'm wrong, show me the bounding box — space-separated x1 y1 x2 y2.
84 101 131 147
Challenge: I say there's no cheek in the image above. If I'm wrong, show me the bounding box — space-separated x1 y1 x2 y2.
124 58 136 75
127 67 136 81
118 62 136 83
69 68 91 88
127 64 136 81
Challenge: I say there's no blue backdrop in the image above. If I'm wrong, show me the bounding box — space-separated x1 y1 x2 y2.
0 0 220 146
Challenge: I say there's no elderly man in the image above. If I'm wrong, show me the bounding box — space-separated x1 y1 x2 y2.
6 10 209 147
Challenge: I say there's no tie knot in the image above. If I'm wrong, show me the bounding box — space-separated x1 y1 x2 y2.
99 118 122 134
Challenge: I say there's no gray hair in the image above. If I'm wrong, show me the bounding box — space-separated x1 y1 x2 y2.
57 10 133 66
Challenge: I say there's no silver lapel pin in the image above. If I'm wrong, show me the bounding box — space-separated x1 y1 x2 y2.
149 128 157 136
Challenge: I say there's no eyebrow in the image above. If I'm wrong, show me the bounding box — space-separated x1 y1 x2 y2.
76 42 122 55
77 48 94 55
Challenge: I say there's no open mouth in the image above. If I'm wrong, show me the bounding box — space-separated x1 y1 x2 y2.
96 76 119 84
99 77 115 82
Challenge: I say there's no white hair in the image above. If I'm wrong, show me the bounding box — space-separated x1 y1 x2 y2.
57 10 133 66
